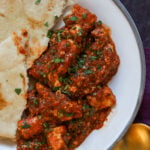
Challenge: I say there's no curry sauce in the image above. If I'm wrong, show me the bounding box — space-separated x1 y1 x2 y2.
17 4 120 150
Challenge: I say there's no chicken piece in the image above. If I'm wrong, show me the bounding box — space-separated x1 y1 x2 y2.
87 86 116 109
64 4 97 31
28 47 55 83
26 90 40 116
67 30 120 98
17 117 43 139
36 83 82 121
47 126 68 150
48 39 81 87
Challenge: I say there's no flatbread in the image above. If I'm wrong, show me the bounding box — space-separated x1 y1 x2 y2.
0 0 73 140
0 35 28 139
0 0 72 68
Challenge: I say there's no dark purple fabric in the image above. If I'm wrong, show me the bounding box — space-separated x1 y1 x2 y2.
120 1 150 125
134 48 150 125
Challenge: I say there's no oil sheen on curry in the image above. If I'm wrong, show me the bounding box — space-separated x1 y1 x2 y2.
17 4 120 150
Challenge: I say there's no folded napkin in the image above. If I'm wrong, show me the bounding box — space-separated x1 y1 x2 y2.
135 48 150 125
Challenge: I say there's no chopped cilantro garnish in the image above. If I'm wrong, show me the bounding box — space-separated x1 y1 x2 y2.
44 22 49 27
20 73 24 78
33 99 39 105
48 64 51 69
26 141 30 148
89 108 95 116
85 43 90 49
82 13 87 19
38 115 42 119
77 28 83 36
95 50 102 58
35 0 41 5
55 15 59 20
52 57 64 63
98 41 102 45
52 86 60 92
59 76 72 84
64 85 68 90
97 64 102 70
65 113 73 117
56 29 64 33
15 88 22 95
97 20 102 25
43 122 49 129
70 16 78 21
90 56 97 61
57 32 61 42
66 133 70 136
21 122 31 129
72 26 77 30
61 90 71 96
68 66 78 74
36 62 42 66
82 104 91 110
34 145 39 149
50 49 56 53
57 110 64 117
84 69 93 75
65 42 70 47
38 71 46 78
83 54 87 58
77 58 85 68
47 30 53 38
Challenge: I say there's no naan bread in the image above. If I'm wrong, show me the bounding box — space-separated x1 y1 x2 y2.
0 0 72 68
0 0 73 140
0 35 28 139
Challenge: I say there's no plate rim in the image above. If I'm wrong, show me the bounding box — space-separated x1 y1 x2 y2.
109 0 146 149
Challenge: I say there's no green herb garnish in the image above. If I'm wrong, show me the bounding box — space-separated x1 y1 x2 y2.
52 86 60 92
68 66 78 74
70 16 78 21
33 99 39 105
38 71 46 78
77 28 83 36
65 42 70 47
65 113 73 117
38 115 42 119
59 76 72 84
44 22 49 27
20 73 24 78
43 122 49 129
82 104 91 110
15 88 22 95
77 58 85 68
61 90 71 96
97 20 102 25
21 122 31 129
55 15 59 20
90 56 97 61
84 69 93 75
57 32 61 42
36 62 42 66
82 13 87 19
97 64 102 70
47 30 53 38
57 110 64 117
35 0 41 5
52 57 64 63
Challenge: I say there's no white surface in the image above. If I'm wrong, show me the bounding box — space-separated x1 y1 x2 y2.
0 0 143 150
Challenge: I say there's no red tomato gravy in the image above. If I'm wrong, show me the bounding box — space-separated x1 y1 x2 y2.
17 4 120 150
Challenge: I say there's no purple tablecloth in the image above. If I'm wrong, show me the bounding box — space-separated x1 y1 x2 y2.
134 48 150 125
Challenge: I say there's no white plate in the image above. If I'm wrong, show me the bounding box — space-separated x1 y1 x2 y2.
0 0 145 150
